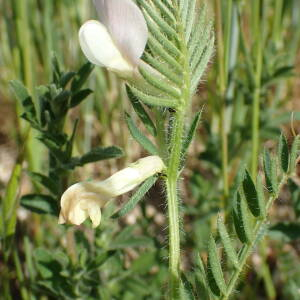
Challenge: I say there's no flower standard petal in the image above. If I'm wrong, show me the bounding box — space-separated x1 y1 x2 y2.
79 20 134 76
93 0 148 66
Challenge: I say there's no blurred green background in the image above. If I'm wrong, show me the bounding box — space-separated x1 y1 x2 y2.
1 0 300 299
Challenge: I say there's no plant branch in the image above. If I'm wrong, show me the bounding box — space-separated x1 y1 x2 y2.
221 174 289 300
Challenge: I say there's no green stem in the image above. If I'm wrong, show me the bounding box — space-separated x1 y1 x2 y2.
251 0 263 178
224 0 233 84
220 106 229 202
215 0 232 202
13 249 30 300
159 1 193 297
166 179 181 298
165 111 185 299
250 4 276 298
260 239 276 299
251 86 261 178
272 0 284 46
165 15 191 296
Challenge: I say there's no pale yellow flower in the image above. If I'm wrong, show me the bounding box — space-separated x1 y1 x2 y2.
58 156 165 228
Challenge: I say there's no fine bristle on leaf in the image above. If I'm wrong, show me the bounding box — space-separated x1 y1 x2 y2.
208 235 227 295
278 133 289 173
242 169 261 217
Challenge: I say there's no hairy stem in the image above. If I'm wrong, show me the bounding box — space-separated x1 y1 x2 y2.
165 111 185 299
165 182 180 298
165 13 191 296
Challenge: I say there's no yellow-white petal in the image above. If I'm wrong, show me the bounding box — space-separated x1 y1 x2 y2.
58 156 165 228
79 20 134 77
81 200 101 228
59 182 109 227
90 156 165 196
